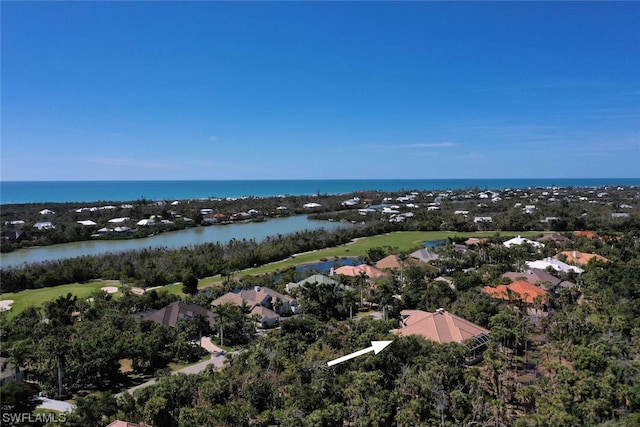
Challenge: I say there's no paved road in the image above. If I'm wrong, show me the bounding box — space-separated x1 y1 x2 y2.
37 396 75 413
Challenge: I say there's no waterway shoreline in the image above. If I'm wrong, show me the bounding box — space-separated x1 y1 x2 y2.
0 215 349 268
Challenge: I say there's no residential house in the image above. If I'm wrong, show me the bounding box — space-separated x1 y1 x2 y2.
555 250 609 266
106 421 144 427
410 248 440 263
503 236 544 249
525 258 584 274
33 221 55 230
212 286 298 327
334 264 386 279
464 237 486 247
286 274 342 292
39 209 55 215
77 220 98 226
375 254 423 271
502 269 561 290
574 231 599 239
138 301 216 328
473 216 493 223
392 309 490 362
108 217 130 224
0 357 24 386
482 281 549 314
538 233 570 243
4 230 31 242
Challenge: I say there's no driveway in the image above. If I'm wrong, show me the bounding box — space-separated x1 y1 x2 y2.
116 339 231 397
37 396 75 413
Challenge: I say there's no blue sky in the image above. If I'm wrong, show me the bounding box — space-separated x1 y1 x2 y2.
2 1 639 181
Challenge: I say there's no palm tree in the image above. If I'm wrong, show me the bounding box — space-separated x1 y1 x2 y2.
343 289 358 320
213 303 233 347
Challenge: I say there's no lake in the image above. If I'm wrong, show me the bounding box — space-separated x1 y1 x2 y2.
0 216 350 268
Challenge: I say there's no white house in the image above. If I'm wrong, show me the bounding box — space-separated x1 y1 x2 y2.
137 219 156 226
108 217 130 223
503 236 544 249
39 209 55 215
34 221 55 230
526 258 584 274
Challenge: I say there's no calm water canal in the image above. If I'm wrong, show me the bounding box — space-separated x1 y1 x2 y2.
0 216 349 268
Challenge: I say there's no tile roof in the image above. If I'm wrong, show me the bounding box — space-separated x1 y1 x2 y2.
212 287 295 311
392 309 489 344
140 301 215 328
375 255 423 270
482 280 549 304
410 248 440 263
502 269 561 288
334 264 386 278
555 251 609 266
574 231 599 239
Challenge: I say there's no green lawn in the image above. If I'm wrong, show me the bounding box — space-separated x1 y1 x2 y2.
0 280 121 320
1 230 548 319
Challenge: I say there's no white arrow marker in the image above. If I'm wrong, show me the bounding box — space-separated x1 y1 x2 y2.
327 340 393 367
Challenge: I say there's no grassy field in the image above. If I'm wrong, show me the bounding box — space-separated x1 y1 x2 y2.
1 230 546 318
0 280 121 320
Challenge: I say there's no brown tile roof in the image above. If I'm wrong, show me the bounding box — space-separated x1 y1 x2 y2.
212 287 295 312
141 301 215 328
555 251 609 266
392 309 489 344
375 255 422 270
482 280 549 304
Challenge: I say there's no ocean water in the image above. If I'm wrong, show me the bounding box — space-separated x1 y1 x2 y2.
1 178 639 204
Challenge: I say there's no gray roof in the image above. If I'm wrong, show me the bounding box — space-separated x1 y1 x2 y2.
502 269 561 289
410 248 440 263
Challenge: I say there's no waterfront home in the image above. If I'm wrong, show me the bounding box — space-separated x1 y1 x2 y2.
286 274 342 292
334 264 386 279
34 221 55 230
4 230 31 241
